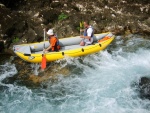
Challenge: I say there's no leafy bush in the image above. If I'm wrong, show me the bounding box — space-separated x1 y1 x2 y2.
12 37 19 43
77 27 80 31
58 13 68 21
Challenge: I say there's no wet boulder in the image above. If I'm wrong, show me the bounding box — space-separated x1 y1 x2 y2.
0 41 4 52
138 77 150 99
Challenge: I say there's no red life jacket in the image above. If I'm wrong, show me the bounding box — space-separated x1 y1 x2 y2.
49 36 60 51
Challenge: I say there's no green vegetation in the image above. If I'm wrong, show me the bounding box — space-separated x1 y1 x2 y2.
77 27 80 31
58 13 68 21
76 21 84 32
12 37 19 43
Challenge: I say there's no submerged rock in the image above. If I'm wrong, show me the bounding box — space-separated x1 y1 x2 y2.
0 56 71 86
138 77 150 100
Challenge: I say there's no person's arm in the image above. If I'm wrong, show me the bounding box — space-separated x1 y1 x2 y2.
80 35 91 39
44 45 52 51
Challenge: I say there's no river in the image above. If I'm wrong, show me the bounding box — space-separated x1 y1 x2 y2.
0 35 150 113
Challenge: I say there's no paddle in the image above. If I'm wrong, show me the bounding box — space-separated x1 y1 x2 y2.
80 21 84 35
41 29 46 70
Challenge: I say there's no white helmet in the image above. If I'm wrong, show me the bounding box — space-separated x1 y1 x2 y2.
47 29 54 35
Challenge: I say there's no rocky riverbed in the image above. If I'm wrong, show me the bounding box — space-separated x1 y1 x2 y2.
0 0 150 52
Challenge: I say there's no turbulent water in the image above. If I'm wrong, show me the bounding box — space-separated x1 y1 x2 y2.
0 35 150 113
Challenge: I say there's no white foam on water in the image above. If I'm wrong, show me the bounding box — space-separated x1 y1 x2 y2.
30 63 40 76
0 63 17 83
0 36 150 113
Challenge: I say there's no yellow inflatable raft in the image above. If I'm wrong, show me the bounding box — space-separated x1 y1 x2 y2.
13 32 115 63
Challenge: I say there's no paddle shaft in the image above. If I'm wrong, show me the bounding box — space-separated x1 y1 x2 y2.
43 30 46 49
41 29 46 70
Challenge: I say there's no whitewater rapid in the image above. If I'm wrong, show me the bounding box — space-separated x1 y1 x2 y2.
0 35 150 113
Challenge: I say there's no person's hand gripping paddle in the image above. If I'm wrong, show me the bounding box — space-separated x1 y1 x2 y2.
41 29 46 70
80 21 84 35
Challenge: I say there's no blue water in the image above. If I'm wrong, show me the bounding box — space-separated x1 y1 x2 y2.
0 35 150 113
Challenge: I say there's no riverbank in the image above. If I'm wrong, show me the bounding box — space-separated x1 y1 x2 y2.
0 0 149 53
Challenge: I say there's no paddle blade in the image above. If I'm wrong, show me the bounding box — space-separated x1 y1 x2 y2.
41 55 46 70
80 21 83 29
80 22 82 28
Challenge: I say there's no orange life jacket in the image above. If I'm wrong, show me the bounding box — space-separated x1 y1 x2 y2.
98 36 110 42
49 36 60 51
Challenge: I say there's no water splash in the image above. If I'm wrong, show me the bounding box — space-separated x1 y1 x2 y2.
30 63 40 76
0 63 17 83
0 35 150 113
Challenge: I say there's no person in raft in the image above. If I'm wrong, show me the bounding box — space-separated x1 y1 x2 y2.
80 21 94 46
43 29 60 52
